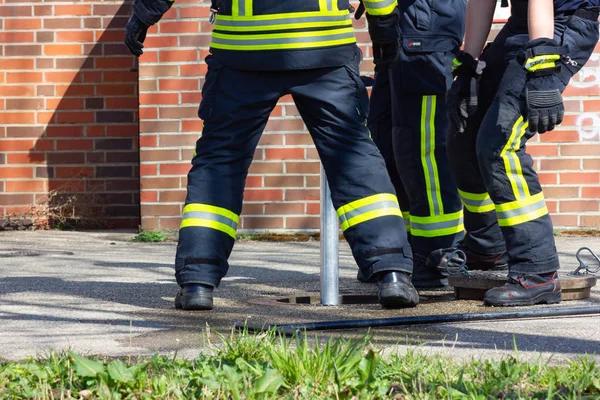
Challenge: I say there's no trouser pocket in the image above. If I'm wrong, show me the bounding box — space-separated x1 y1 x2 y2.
197 55 224 121
396 36 455 95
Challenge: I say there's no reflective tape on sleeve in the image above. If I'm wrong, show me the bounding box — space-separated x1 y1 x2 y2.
363 0 398 15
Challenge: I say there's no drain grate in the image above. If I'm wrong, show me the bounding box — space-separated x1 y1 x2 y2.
0 249 75 258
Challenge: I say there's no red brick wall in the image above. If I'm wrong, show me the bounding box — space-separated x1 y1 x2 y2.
138 7 600 231
0 0 139 229
3 3 599 231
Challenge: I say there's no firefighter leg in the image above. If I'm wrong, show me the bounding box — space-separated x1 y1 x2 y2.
360 68 411 284
481 12 599 306
290 51 419 308
389 50 464 288
175 56 281 309
446 30 517 269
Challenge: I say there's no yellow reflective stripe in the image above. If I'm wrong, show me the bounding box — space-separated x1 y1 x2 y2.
211 28 356 51
420 95 444 216
363 0 398 15
232 0 239 16
211 37 356 51
430 96 443 215
496 192 548 227
501 116 530 201
495 192 545 213
457 190 488 201
336 193 398 216
216 10 350 21
341 208 402 231
463 203 495 213
245 0 252 16
410 210 464 238
319 0 328 11
180 219 237 239
525 54 560 72
410 225 465 238
498 206 548 227
214 19 352 32
409 210 463 224
496 195 548 227
458 189 495 213
183 203 239 223
337 193 401 231
452 58 462 71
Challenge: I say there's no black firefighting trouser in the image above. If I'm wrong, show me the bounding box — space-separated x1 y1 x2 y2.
369 0 466 258
175 48 413 288
447 9 599 274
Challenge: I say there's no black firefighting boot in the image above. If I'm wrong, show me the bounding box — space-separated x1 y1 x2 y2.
411 253 450 289
430 241 508 275
483 272 561 307
377 271 420 309
175 283 214 310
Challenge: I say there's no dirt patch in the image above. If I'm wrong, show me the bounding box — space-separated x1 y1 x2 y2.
557 229 600 237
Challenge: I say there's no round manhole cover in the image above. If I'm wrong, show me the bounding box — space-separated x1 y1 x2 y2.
0 249 75 257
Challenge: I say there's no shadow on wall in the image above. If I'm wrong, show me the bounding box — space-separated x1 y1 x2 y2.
27 2 140 230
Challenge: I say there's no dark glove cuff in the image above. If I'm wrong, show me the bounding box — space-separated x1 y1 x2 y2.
366 8 400 44
453 51 485 77
518 38 566 76
133 0 173 27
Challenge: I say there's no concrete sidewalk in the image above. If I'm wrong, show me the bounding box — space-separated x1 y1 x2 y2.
1 231 599 362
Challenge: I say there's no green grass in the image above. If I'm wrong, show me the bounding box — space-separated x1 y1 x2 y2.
1 330 599 399
131 230 168 243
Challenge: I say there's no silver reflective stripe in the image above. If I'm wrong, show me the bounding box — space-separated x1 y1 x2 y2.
507 118 528 199
326 0 333 11
183 211 238 230
237 0 245 16
423 96 441 216
461 196 494 210
212 31 355 46
338 200 399 225
363 0 396 9
215 14 351 28
496 198 546 221
410 216 464 232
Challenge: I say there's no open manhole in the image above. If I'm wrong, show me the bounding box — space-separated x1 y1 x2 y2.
0 249 75 258
449 271 597 301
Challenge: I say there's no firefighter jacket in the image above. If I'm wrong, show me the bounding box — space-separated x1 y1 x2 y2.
209 0 397 71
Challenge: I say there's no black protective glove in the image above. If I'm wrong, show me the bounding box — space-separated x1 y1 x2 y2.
365 7 401 71
124 0 173 57
125 15 149 57
446 52 486 134
518 38 566 133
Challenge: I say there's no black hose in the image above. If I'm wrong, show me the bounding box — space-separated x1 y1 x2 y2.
237 306 600 336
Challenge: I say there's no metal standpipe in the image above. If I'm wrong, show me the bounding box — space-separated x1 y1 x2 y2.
320 164 339 306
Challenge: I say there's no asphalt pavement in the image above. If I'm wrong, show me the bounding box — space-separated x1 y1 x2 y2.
1 231 599 362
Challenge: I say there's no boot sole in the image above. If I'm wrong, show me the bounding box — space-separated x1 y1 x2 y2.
483 291 561 307
378 286 420 309
175 293 213 311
